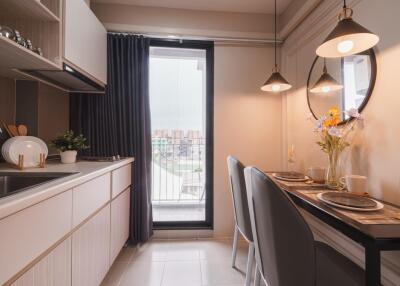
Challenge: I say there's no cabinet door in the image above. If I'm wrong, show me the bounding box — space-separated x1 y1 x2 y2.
64 0 107 84
0 190 72 285
110 189 131 263
72 205 110 286
11 238 72 286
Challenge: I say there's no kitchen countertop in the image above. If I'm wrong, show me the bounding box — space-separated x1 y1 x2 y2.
0 158 134 220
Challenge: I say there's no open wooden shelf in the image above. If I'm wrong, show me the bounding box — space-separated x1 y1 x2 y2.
0 36 60 78
0 0 60 22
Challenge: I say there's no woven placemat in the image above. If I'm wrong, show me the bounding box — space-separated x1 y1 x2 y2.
301 190 400 225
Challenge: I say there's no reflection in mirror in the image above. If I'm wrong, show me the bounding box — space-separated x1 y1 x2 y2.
307 49 376 124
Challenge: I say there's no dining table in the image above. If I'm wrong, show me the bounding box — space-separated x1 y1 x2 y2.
266 172 400 286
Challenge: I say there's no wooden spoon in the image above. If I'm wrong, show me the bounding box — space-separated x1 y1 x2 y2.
1 122 13 137
7 125 19 137
18 125 28 136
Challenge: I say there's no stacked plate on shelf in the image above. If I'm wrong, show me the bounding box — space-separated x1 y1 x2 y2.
1 136 48 168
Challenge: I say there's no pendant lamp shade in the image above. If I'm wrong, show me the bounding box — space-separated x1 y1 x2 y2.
310 63 343 93
316 4 379 58
260 0 291 93
261 71 292 92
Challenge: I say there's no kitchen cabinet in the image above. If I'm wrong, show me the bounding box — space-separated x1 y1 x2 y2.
72 204 111 286
112 164 132 198
110 188 131 263
11 238 72 286
0 190 72 285
64 0 107 85
72 173 111 227
0 0 62 78
0 160 133 285
0 0 107 91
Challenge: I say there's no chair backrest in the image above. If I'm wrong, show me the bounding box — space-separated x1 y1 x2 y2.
244 167 316 286
227 156 253 242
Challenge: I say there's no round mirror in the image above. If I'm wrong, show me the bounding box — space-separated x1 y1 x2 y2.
307 49 377 124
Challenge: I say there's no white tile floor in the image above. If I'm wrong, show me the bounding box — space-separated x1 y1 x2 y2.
101 238 252 286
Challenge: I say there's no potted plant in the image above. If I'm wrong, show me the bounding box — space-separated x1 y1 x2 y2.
50 130 89 164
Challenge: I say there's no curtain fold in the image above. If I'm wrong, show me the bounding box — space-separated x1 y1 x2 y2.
70 34 153 243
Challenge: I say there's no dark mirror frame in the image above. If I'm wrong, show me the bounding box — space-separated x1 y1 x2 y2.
306 48 377 125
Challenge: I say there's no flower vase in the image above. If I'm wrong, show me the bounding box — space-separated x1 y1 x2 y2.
326 147 341 189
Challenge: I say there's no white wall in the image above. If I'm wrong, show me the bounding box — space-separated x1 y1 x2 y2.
282 0 400 283
92 5 283 238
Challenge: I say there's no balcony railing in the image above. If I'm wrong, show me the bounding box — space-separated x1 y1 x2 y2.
151 137 206 204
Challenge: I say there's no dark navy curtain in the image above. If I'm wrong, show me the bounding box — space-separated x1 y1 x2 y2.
70 33 153 243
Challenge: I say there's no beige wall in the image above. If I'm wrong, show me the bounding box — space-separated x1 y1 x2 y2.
282 0 400 283
0 77 15 124
92 3 275 40
0 77 69 154
38 83 70 153
213 43 283 237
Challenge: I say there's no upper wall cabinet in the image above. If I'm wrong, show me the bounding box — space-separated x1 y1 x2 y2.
64 0 107 85
0 0 107 91
0 0 62 77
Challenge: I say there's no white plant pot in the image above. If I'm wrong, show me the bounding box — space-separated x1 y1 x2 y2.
60 150 77 164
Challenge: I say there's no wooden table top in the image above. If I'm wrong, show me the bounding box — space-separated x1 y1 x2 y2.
266 172 400 248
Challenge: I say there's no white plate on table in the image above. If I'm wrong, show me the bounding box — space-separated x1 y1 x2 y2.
2 136 48 167
317 192 384 212
272 173 310 182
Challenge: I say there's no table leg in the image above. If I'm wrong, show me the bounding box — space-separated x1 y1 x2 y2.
365 246 381 286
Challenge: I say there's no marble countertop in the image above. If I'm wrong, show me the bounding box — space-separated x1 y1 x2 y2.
0 158 134 220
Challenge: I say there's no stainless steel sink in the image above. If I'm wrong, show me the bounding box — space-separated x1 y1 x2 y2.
0 172 78 199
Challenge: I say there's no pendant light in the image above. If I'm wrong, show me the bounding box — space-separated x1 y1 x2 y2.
261 0 291 92
316 0 379 58
310 58 343 93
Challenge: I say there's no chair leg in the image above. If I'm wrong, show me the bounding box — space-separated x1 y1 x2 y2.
254 264 261 286
232 225 239 267
245 243 255 286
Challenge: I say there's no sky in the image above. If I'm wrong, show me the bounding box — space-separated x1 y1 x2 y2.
149 52 206 134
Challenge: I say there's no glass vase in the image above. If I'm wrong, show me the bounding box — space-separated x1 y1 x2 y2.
326 147 341 189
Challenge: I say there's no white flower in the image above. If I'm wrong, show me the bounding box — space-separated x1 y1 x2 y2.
345 108 361 118
314 116 326 132
328 127 343 138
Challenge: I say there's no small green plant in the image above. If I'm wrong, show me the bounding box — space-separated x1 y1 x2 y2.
50 130 89 152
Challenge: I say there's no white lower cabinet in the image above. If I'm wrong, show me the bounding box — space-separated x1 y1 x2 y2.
2 162 133 286
110 188 131 263
72 204 111 286
11 238 72 286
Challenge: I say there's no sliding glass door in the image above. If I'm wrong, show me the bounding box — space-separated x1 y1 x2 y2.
149 39 214 229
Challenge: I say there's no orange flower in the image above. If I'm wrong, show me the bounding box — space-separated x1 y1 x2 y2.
323 107 340 127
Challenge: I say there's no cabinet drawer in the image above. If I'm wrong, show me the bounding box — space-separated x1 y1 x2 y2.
73 173 110 227
0 190 73 285
111 164 132 198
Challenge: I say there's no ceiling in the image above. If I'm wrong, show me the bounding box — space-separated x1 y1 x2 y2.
91 0 295 14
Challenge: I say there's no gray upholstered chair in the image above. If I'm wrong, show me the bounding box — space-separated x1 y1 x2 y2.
244 166 365 286
227 156 254 286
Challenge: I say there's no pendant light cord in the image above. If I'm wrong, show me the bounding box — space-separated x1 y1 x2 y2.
343 0 347 8
274 0 277 70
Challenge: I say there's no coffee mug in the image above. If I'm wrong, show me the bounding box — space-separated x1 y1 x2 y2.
307 167 326 183
340 175 367 195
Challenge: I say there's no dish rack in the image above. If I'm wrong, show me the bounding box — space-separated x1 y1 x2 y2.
15 153 46 170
